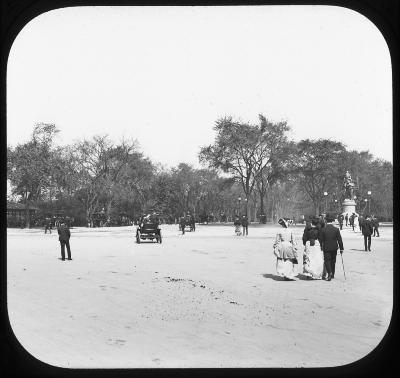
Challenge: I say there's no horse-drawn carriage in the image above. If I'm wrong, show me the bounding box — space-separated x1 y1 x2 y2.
186 215 196 232
179 214 196 233
135 220 162 243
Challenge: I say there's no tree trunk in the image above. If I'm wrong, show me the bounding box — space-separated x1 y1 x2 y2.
107 199 112 217
314 201 320 216
259 193 264 216
86 208 91 227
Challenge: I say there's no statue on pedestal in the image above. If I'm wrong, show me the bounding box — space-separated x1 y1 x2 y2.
343 170 355 200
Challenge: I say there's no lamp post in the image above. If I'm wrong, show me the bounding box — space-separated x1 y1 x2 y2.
354 195 357 212
323 192 328 214
238 197 241 215
244 198 248 219
184 184 190 213
364 198 368 214
25 190 31 228
367 190 372 214
334 199 338 212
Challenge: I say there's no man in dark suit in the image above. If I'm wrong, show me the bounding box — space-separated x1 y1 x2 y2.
319 213 344 281
241 214 249 236
338 214 344 230
44 217 52 234
361 215 374 251
57 221 72 261
179 213 186 235
317 214 326 230
349 213 355 230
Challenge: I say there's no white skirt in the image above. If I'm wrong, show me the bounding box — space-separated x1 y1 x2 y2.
303 241 324 279
276 258 297 279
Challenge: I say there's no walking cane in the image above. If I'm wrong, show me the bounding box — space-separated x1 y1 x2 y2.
340 252 346 280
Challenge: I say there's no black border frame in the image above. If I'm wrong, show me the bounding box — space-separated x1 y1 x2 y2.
1 1 398 377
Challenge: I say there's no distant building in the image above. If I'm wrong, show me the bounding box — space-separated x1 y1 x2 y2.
7 202 40 227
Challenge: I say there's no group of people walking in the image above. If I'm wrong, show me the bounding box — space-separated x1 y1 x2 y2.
233 215 249 236
340 212 380 236
273 214 343 281
273 211 382 281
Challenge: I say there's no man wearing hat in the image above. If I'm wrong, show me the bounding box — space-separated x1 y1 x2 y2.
337 214 344 230
361 215 374 251
317 214 326 230
57 221 72 261
319 213 344 281
179 213 186 235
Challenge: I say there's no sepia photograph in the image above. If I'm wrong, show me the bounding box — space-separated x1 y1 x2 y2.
6 5 393 369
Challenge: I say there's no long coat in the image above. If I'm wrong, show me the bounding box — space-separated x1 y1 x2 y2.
319 223 344 252
57 225 71 242
361 219 374 236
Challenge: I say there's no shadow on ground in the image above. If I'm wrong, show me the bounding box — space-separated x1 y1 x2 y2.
262 273 295 281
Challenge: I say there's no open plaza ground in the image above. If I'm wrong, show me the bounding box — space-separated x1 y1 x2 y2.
7 223 393 368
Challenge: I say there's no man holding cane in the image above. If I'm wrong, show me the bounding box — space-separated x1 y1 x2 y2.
319 213 344 281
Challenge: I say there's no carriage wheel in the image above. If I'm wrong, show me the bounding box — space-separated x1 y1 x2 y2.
136 231 141 243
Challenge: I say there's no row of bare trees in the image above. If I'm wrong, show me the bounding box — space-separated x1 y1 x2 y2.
7 118 393 227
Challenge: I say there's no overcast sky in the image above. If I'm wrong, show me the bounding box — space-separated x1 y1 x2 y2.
7 5 392 168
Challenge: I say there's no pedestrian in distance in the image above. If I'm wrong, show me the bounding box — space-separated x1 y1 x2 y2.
349 213 355 231
338 214 344 230
358 214 364 233
179 214 186 235
319 213 344 281
345 213 349 227
234 215 242 236
353 213 359 232
57 221 72 261
241 214 249 236
361 215 374 251
44 217 52 234
372 215 380 237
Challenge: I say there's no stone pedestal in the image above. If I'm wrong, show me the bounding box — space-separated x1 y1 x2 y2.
342 199 357 217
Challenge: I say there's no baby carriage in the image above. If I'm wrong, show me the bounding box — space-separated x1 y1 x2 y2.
234 216 242 236
235 224 242 236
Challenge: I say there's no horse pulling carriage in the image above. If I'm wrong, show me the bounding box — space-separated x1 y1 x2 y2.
135 222 162 244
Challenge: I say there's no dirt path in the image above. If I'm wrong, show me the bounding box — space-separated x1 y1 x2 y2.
7 224 392 368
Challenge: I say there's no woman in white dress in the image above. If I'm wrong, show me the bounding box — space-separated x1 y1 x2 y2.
302 218 324 279
273 218 298 280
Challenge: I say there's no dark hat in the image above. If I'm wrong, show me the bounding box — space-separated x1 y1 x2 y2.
311 217 319 226
325 213 335 222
